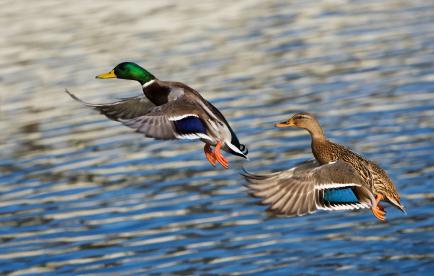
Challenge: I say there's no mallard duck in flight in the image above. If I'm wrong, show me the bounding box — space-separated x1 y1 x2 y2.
243 112 404 221
66 62 248 168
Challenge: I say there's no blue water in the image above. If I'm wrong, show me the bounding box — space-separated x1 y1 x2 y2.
1 0 433 275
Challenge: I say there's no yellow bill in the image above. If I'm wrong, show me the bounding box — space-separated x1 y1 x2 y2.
96 70 117 79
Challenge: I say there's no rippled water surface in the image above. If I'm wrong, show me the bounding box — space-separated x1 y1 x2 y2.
1 0 434 275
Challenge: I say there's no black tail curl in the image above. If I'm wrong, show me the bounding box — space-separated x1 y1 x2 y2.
239 144 248 155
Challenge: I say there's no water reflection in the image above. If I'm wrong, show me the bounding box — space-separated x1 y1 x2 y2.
1 0 434 275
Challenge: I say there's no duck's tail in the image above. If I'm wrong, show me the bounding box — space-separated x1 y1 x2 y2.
226 141 248 159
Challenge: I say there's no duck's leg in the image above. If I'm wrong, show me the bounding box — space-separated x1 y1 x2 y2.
214 141 229 169
371 194 386 221
204 144 217 167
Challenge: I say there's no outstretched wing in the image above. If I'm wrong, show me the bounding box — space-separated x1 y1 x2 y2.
118 99 211 140
243 160 375 216
65 89 156 120
66 90 211 141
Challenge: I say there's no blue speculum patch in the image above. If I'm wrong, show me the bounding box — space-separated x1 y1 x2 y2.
174 116 207 134
323 188 359 204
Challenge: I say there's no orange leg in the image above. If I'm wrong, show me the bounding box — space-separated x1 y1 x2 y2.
371 194 386 221
204 144 216 167
214 141 229 169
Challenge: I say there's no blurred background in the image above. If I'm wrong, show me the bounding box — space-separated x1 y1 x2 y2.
1 0 433 274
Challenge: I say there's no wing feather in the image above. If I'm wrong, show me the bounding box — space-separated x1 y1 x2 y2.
66 90 208 140
243 160 375 217
65 89 156 120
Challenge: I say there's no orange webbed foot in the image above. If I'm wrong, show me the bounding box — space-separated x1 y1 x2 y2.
214 141 229 169
372 207 386 221
371 194 386 221
204 144 217 167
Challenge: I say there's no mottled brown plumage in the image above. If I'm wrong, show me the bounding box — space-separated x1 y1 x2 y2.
276 112 405 220
244 112 404 221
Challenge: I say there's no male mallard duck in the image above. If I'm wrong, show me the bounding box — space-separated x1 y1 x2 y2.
243 112 405 221
66 62 248 168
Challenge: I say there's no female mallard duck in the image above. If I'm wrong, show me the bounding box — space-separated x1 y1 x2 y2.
243 112 404 221
66 62 247 168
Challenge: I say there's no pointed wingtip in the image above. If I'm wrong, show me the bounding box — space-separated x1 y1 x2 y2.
64 88 73 97
240 168 255 187
64 89 94 107
240 167 251 177
64 89 83 103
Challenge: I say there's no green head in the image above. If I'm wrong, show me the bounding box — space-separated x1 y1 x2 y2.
96 62 156 84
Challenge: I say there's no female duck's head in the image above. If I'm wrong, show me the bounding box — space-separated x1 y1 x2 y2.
275 112 325 140
96 62 156 85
